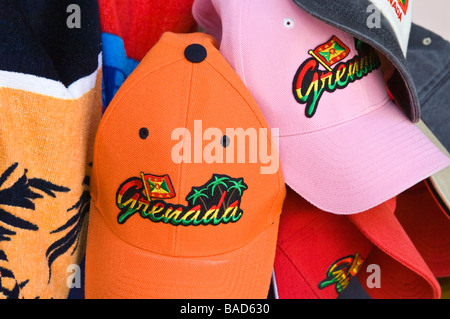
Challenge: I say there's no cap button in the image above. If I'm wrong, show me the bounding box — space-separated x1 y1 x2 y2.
422 37 432 46
184 44 207 63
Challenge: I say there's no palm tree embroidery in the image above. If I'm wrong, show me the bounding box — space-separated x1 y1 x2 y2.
207 176 231 212
186 187 209 211
227 179 247 196
207 176 230 196
187 175 247 223
0 162 70 298
226 179 247 207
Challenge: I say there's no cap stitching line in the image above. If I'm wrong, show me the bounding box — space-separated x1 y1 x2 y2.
91 199 280 259
418 60 450 103
357 227 439 296
91 56 185 205
411 34 450 96
411 236 450 258
426 178 450 221
371 260 437 298
174 62 195 257
279 96 390 137
204 60 269 140
283 124 447 214
205 57 284 223
277 213 327 246
238 0 248 86
276 245 323 298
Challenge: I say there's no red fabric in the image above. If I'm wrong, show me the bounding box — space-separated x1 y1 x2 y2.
274 188 441 299
395 180 450 278
350 202 441 299
98 0 197 61
274 188 373 299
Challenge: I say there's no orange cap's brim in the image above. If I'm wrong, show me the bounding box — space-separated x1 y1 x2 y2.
85 204 280 299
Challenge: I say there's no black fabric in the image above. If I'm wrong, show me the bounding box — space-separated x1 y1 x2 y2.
292 0 420 123
0 0 101 87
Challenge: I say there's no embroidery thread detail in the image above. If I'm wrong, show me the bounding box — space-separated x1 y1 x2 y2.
318 252 365 294
116 174 247 226
293 37 381 118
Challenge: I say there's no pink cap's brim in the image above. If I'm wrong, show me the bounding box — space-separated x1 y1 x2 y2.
280 100 450 214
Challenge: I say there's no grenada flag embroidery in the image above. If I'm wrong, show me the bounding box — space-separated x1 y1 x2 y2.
293 37 381 118
308 36 350 72
140 173 176 201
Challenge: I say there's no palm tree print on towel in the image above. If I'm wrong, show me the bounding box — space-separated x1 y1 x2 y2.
45 169 91 283
0 162 70 298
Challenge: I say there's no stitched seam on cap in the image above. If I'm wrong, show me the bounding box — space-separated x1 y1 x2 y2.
174 61 195 257
238 0 248 85
205 58 284 223
418 59 450 103
279 96 390 137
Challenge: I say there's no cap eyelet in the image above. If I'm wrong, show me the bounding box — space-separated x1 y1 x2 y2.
422 37 432 46
184 44 207 63
283 18 294 29
221 135 230 148
139 127 149 140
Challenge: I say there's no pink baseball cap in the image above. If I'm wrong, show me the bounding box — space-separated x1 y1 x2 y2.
192 0 450 214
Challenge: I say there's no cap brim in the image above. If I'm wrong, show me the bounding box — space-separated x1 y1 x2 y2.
429 171 450 211
85 205 279 299
280 100 450 214
396 181 450 278
349 202 441 299
291 0 420 123
416 119 450 210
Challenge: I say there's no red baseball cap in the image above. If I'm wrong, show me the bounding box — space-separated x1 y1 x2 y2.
350 202 441 299
395 180 450 278
273 187 373 299
274 187 441 299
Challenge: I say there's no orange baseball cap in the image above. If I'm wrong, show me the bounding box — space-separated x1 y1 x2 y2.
85 32 285 299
